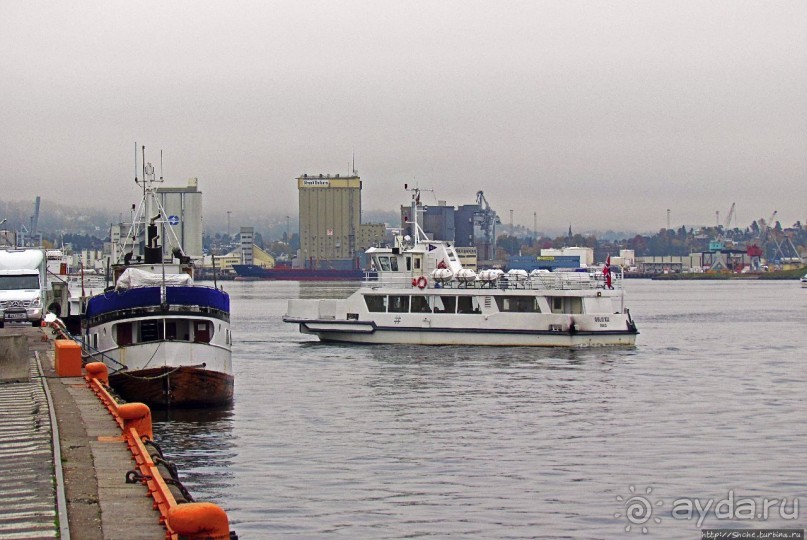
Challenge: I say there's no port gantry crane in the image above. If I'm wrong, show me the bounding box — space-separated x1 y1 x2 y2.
747 210 798 265
474 191 501 261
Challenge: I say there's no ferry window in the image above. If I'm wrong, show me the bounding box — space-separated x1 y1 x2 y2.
365 295 387 312
495 296 540 313
377 257 392 271
140 320 164 342
434 295 456 314
406 257 412 271
410 295 431 313
388 295 409 313
115 323 133 346
389 257 399 271
414 258 421 270
457 296 482 314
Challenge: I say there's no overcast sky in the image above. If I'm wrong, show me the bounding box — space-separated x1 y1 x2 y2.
2 1 805 234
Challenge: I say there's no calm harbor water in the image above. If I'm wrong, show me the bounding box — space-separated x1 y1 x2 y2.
154 279 807 538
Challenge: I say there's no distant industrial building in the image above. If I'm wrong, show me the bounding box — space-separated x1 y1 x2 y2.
398 191 499 263
208 228 274 275
107 178 204 262
508 255 584 271
454 246 478 270
357 223 386 251
540 247 595 268
155 178 204 259
239 227 254 265
637 249 760 274
455 205 479 248
297 173 385 269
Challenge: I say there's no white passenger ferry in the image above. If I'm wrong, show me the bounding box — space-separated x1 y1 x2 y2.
284 190 638 347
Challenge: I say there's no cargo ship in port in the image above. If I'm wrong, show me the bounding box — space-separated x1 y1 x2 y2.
232 263 370 281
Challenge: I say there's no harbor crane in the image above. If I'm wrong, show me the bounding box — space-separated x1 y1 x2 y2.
745 210 776 264
759 210 801 263
757 210 778 248
713 202 736 248
30 196 41 241
474 191 500 261
723 202 735 230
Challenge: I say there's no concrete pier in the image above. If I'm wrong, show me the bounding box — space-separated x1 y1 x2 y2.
0 326 165 539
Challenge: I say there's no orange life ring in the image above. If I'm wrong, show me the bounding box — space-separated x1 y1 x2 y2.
416 276 428 289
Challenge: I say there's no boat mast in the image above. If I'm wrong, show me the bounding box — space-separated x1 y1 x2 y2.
404 185 428 244
411 187 420 244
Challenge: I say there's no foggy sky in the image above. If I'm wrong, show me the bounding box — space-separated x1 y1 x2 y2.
2 1 805 234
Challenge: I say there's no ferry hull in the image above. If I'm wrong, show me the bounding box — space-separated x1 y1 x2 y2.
109 366 234 408
292 319 638 347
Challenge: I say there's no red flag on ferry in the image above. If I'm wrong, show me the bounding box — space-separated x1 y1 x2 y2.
603 256 612 289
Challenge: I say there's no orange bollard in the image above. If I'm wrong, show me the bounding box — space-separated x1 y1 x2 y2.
167 502 231 539
54 340 82 377
84 362 109 385
118 402 153 440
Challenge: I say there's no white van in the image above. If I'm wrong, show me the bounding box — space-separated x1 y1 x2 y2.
0 249 47 327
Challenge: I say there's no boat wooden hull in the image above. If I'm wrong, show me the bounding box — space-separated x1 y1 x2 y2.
109 366 234 409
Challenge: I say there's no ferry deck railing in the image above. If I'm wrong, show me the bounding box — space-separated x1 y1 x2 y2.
362 270 624 292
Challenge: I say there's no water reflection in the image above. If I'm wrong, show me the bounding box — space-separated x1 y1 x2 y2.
157 280 807 538
297 281 359 299
152 405 237 503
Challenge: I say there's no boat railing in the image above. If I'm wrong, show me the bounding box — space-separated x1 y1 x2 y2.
362 271 624 291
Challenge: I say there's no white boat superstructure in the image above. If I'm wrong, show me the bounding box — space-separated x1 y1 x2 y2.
284 189 638 347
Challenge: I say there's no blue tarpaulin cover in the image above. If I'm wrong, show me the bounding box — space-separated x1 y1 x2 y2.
166 286 229 312
86 286 229 318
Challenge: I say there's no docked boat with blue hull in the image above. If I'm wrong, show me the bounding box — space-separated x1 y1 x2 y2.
85 270 232 407
81 152 233 408
284 188 638 347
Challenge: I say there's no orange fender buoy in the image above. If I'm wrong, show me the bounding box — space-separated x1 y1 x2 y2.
167 502 230 539
85 362 109 385
118 402 153 439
